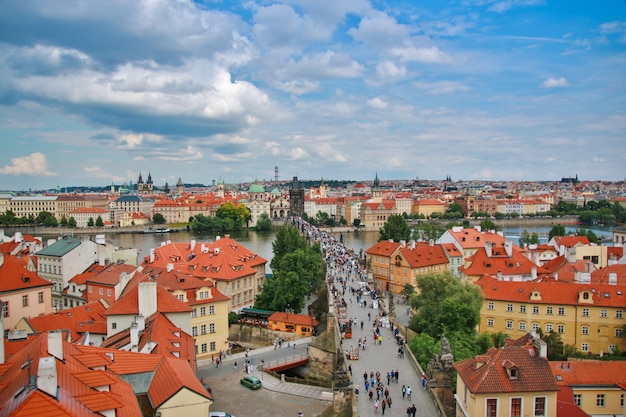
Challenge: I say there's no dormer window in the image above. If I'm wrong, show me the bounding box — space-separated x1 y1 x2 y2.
502 359 519 379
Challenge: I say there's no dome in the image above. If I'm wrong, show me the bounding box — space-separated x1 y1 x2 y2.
248 183 266 193
270 187 281 195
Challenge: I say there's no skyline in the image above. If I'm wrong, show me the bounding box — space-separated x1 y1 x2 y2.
0 1 625 191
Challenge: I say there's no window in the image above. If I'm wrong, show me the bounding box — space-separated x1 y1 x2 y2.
209 305 215 315
506 320 513 329
38 292 44 303
534 397 546 417
621 393 624 407
520 305 526 313
201 343 207 353
533 306 540 314
616 328 623 337
510 398 522 417
507 303 514 312
201 325 207 335
596 394 605 407
22 295 28 307
532 323 539 331
600 309 608 318
209 323 215 333
486 398 497 417
210 341 216 351
546 306 553 315
2 301 8 318
191 308 197 318
112 323 117 330
99 288 103 295
107 289 112 297
617 310 623 319
519 321 526 331
488 301 495 310
608 345 616 354
581 343 589 352
200 307 206 316
88 285 93 293
558 307 565 315
582 308 589 317
582 325 589 335
557 324 564 334
487 318 494 327
574 394 581 406
545 323 553 333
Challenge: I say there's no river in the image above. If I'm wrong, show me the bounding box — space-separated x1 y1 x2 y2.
17 223 614 271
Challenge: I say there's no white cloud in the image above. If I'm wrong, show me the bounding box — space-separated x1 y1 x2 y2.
376 61 407 80
414 80 471 94
367 97 389 109
485 0 545 13
389 44 452 64
348 11 410 47
541 77 568 88
0 152 57 176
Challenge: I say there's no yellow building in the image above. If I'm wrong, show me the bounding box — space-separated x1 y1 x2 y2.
476 276 626 355
550 360 626 417
267 312 319 336
365 240 400 291
454 333 559 417
412 199 446 218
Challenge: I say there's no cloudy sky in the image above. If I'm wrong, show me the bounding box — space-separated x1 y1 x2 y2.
0 0 625 191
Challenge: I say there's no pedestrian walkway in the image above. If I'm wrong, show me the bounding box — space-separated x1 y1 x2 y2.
337 289 440 417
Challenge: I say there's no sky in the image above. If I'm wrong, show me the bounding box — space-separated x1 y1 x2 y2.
0 0 625 191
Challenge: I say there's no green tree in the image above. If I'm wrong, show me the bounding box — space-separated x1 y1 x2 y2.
254 213 273 231
87 217 95 227
403 283 415 297
270 225 307 272
216 201 250 231
353 219 361 228
409 271 483 340
68 216 77 228
445 202 464 219
542 331 565 361
378 214 411 242
576 228 600 244
59 215 68 227
548 224 566 240
412 222 446 242
153 213 166 224
480 218 500 232
95 216 104 227
518 229 540 247
409 333 439 367
278 248 324 295
35 211 58 227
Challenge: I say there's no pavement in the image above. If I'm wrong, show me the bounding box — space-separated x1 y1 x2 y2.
336 287 441 417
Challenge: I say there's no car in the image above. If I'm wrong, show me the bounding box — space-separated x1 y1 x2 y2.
240 375 262 390
209 412 235 417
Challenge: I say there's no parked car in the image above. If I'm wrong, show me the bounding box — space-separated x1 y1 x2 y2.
209 412 235 417
240 375 262 390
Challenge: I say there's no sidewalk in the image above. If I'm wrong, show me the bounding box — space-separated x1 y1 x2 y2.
336 287 441 417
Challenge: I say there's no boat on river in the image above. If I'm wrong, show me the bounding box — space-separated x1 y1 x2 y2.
143 227 171 234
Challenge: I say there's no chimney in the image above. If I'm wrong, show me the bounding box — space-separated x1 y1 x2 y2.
429 239 434 247
409 240 416 250
167 263 174 272
130 322 139 352
553 272 559 281
48 330 64 361
400 240 406 248
532 336 548 359
497 270 502 280
190 240 196 251
149 248 155 263
37 356 57 399
504 241 513 257
138 282 158 318
609 272 617 285
0 253 4 268
532 251 540 266
215 236 221 241
485 241 493 258
566 248 577 264
531 266 537 280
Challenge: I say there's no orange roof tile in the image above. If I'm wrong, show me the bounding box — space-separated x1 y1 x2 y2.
365 240 401 257
0 254 53 292
105 281 192 316
447 227 507 250
549 360 626 386
23 300 108 340
454 336 558 394
399 242 449 268
268 312 319 327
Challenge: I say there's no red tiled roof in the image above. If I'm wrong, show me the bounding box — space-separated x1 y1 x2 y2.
141 237 266 283
549 360 626 386
476 275 626 307
591 264 626 285
105 281 192 316
0 254 53 292
86 263 138 286
399 242 449 268
454 337 558 394
460 243 545 278
141 266 230 305
268 312 319 327
365 240 401 257
555 386 589 417
447 228 506 249
552 236 590 249
22 300 108 340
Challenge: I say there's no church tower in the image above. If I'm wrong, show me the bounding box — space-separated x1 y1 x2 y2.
217 178 225 199
372 172 382 201
137 172 144 193
176 177 184 195
146 172 154 193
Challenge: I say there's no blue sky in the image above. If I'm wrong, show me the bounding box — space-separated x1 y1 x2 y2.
0 0 624 191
